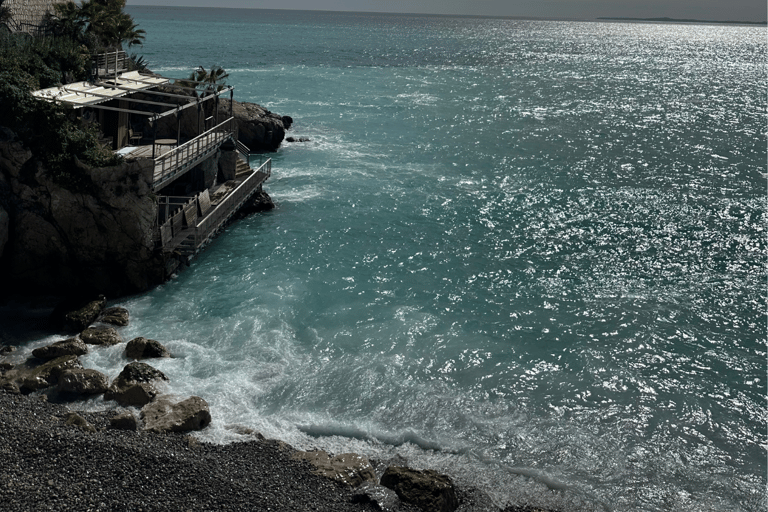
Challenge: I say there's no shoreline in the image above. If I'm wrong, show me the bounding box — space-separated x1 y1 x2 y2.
0 389 515 512
0 300 551 512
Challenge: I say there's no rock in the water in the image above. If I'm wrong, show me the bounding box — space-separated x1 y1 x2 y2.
0 345 16 355
80 326 122 346
32 338 88 360
51 296 107 331
141 395 211 433
64 412 96 433
110 411 138 431
293 450 377 487
222 100 288 152
98 307 130 326
125 337 170 360
57 368 109 396
104 361 168 407
2 355 84 393
380 466 459 512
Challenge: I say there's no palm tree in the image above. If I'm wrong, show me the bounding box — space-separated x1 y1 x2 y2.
190 65 229 96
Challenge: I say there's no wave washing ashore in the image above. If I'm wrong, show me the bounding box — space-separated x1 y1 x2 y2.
2 7 766 512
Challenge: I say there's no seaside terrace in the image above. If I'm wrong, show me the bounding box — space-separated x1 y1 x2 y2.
31 51 272 257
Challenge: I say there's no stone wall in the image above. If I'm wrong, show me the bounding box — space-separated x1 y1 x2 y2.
6 0 62 33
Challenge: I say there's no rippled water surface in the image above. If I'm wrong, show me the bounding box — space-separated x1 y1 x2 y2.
21 8 768 511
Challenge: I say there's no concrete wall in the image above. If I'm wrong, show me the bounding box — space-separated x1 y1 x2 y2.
6 0 62 33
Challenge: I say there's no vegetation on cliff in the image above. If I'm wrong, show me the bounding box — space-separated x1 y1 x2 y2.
0 0 145 188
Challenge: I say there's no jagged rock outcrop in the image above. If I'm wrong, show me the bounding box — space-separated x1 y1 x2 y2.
141 395 211 433
0 133 164 296
57 368 109 396
125 336 170 360
380 466 459 512
293 450 377 487
104 361 168 407
80 326 122 346
32 338 88 360
98 306 129 326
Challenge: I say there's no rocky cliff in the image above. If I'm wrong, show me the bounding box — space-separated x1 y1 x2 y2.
0 129 164 296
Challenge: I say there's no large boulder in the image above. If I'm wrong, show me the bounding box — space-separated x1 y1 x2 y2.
380 466 459 512
141 395 211 433
80 326 122 346
104 361 168 407
32 338 88 360
293 450 377 487
223 101 289 152
125 337 170 360
57 368 109 396
98 307 129 327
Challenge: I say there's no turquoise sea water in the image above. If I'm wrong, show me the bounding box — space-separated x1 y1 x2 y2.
20 7 768 510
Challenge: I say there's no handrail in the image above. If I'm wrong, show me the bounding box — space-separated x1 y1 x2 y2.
194 158 271 248
153 117 234 187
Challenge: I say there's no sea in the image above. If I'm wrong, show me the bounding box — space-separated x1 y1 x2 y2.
9 7 768 511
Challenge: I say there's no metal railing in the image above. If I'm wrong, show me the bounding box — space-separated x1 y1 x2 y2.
94 50 128 78
153 117 235 188
194 158 271 250
155 158 271 255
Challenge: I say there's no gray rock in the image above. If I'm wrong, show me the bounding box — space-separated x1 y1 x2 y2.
125 336 171 360
109 411 138 431
1 355 84 393
64 412 96 433
32 338 88 360
351 482 405 511
141 395 211 433
293 450 377 488
61 297 107 331
380 466 459 512
57 368 109 396
80 326 123 346
98 307 130 326
104 361 168 406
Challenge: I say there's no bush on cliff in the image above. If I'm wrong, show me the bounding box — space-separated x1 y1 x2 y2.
0 70 119 190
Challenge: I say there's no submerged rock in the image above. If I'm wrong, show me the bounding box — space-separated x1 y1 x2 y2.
380 466 459 512
141 395 211 433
